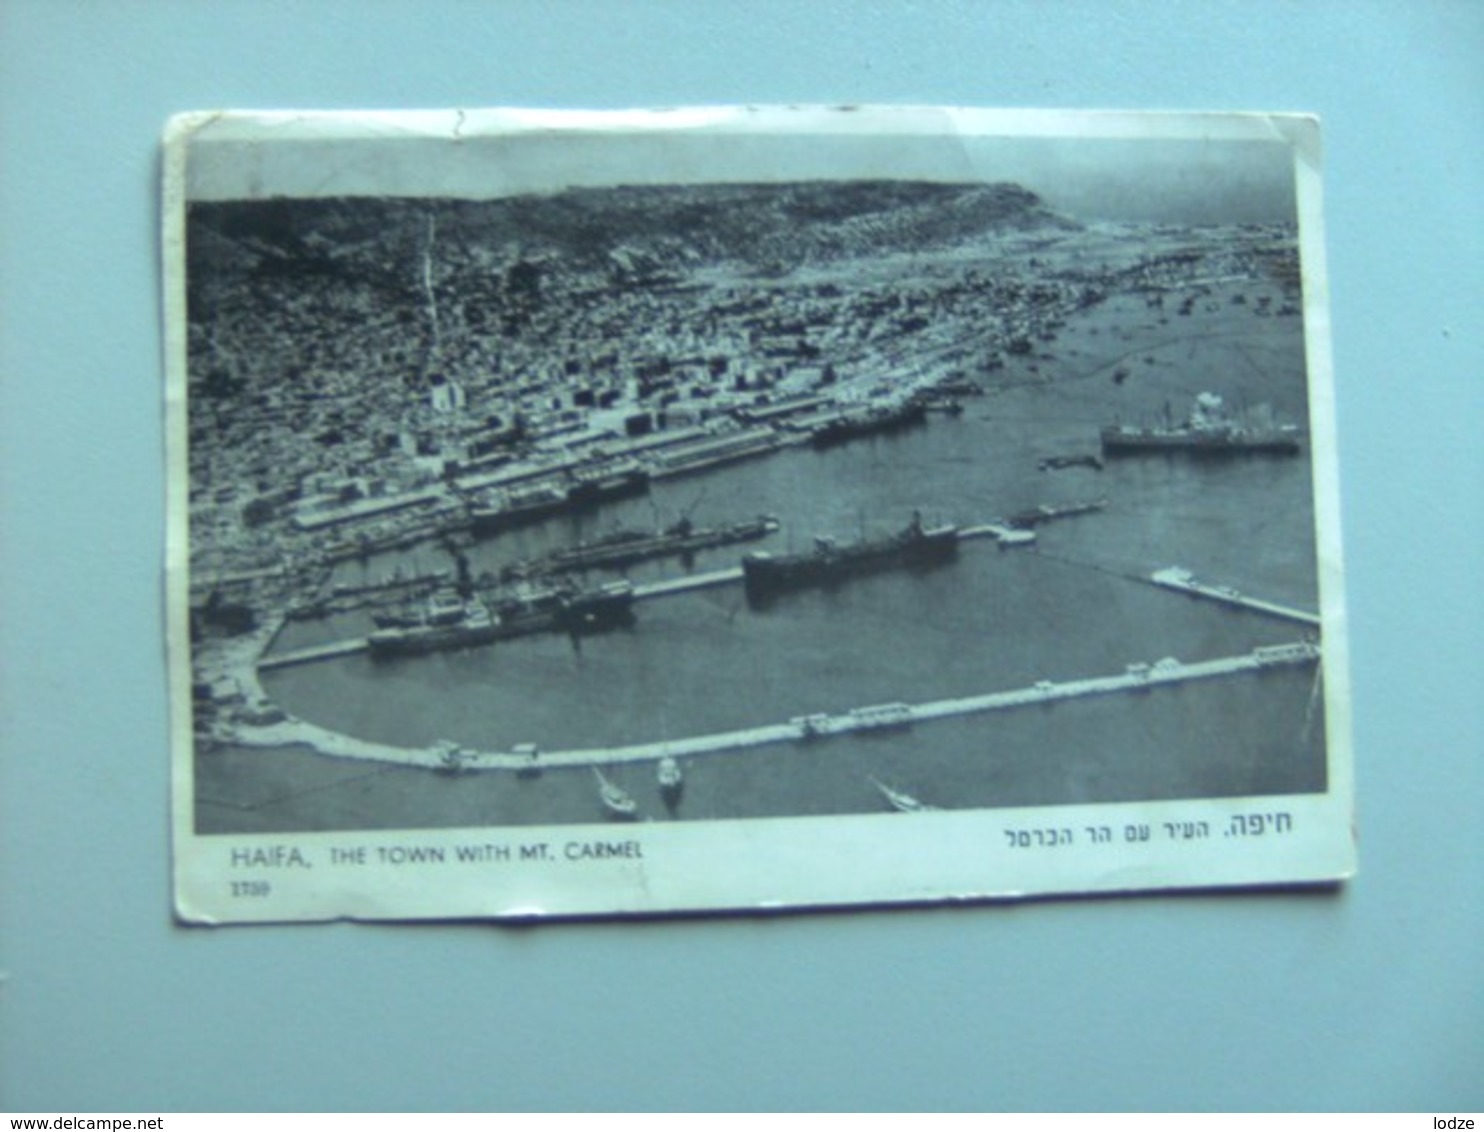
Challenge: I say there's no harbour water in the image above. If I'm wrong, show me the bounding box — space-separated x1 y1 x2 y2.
200 286 1327 833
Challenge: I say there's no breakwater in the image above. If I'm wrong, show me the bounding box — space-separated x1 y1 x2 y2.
224 640 1320 774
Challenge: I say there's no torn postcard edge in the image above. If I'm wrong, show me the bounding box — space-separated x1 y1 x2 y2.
164 106 1353 924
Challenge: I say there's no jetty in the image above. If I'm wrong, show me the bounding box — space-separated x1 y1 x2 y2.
1150 567 1320 627
258 531 1281 675
632 567 744 600
959 523 1036 546
258 638 369 671
256 569 743 670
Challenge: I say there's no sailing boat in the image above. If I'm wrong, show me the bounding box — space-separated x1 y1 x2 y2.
869 776 938 814
594 767 638 820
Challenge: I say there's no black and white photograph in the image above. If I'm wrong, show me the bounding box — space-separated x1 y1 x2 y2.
166 107 1354 922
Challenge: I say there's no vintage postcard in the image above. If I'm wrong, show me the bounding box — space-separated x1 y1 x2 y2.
164 106 1354 922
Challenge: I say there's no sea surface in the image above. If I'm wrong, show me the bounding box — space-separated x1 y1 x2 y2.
199 284 1331 833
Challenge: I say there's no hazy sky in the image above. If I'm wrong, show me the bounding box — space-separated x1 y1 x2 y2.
180 108 1303 225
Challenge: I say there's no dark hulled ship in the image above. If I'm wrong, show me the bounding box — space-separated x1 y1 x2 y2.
809 399 927 449
564 464 651 508
467 483 569 536
466 462 651 539
367 581 635 657
741 513 957 601
545 515 780 573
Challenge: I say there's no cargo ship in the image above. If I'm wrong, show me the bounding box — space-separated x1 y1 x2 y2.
367 581 634 657
810 398 927 449
367 596 504 656
741 513 957 599
564 462 651 509
544 515 780 573
558 580 638 632
467 482 569 536
371 585 468 630
1100 393 1301 456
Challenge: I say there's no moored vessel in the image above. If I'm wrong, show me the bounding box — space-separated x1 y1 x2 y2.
742 512 957 599
1101 392 1300 455
366 597 503 656
810 398 927 448
467 482 568 535
367 579 635 657
565 462 651 508
557 580 636 632
545 515 779 573
372 585 467 630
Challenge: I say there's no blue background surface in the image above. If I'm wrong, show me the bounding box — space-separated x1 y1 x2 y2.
2 0 1480 1112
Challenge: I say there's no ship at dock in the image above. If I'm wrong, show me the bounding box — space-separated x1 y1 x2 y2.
466 483 569 536
465 461 651 537
809 397 927 449
367 580 635 657
741 513 957 600
564 462 651 508
1100 392 1300 456
542 515 780 574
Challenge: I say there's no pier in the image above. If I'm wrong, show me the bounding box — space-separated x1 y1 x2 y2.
258 568 746 671
1150 567 1320 627
320 510 1048 621
260 533 1296 675
257 637 369 670
960 523 1037 546
631 567 744 600
226 640 1321 773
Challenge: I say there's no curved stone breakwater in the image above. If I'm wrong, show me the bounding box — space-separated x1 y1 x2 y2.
213 640 1321 774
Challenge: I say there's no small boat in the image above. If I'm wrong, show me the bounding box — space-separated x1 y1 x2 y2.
1037 453 1104 472
433 739 469 774
594 768 638 820
657 756 683 803
869 776 938 814
917 396 964 416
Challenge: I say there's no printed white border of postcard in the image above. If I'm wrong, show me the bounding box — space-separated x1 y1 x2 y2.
164 106 1354 924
